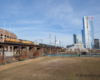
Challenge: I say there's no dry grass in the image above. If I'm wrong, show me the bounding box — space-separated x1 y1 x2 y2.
0 57 100 80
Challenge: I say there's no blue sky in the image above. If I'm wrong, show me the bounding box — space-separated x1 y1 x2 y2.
0 0 100 47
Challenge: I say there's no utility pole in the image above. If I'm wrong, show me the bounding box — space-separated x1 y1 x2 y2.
55 36 56 46
60 41 62 47
3 21 5 42
3 21 6 64
49 34 51 45
9 25 10 38
48 34 51 54
55 36 56 54
13 28 14 38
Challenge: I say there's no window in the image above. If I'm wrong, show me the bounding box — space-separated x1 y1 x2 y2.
0 34 2 39
5 35 6 38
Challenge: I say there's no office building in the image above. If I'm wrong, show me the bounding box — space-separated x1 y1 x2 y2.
56 40 60 46
73 34 77 44
82 16 94 49
0 28 17 52
94 39 99 48
73 34 82 44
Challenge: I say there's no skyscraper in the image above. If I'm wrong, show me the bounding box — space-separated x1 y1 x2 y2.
73 34 82 44
73 34 77 44
82 16 94 49
94 39 99 48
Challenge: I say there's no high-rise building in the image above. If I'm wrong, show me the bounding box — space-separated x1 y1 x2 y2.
73 34 82 44
82 16 94 49
56 40 60 46
94 39 99 48
73 34 77 44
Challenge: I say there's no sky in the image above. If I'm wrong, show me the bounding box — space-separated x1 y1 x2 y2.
0 0 100 47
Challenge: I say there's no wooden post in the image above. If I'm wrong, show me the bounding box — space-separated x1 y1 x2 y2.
20 46 23 59
19 46 20 60
25 47 28 59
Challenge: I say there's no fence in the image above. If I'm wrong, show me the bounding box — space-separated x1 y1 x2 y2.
0 49 43 65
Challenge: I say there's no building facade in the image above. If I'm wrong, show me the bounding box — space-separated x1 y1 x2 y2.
56 40 60 46
94 39 99 48
82 16 94 49
73 34 82 44
74 43 84 47
73 34 77 44
0 28 17 42
0 28 17 51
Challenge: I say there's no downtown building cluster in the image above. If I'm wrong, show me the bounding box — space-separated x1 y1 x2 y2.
73 16 99 49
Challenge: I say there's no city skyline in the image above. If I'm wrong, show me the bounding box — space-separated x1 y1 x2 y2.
0 0 100 47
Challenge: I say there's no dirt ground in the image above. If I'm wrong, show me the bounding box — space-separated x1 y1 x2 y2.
0 57 100 80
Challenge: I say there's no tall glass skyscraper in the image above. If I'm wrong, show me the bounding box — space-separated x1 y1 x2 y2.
82 16 94 49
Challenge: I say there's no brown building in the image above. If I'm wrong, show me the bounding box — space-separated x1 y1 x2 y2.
0 28 17 42
0 28 17 51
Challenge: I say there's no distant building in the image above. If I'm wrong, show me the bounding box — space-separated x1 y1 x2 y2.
82 16 94 49
0 28 17 52
56 40 60 46
73 34 82 44
0 28 17 42
67 43 84 48
67 44 74 48
99 43 100 47
74 43 84 47
67 46 89 52
94 39 99 48
73 34 77 44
